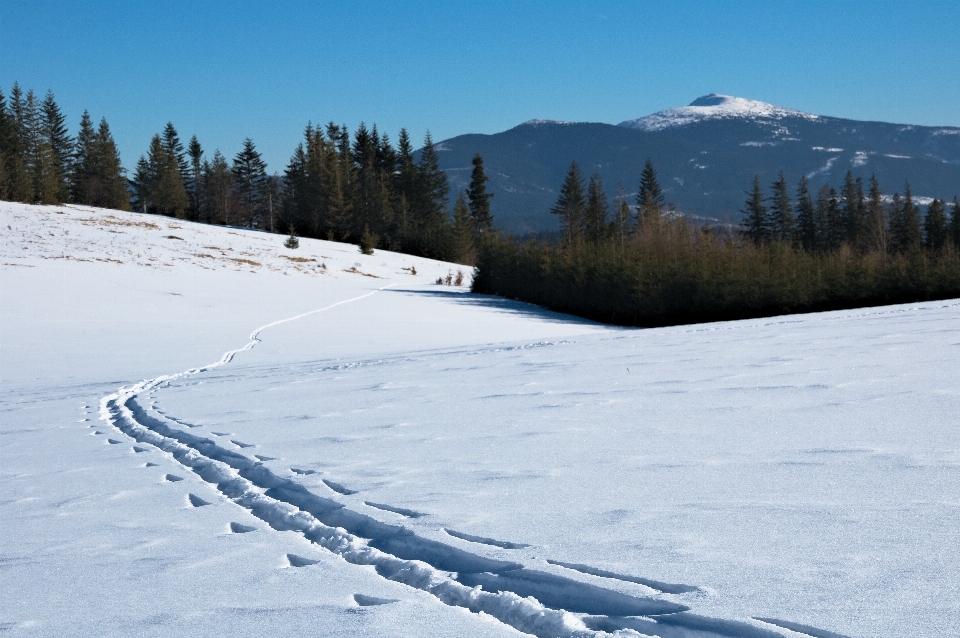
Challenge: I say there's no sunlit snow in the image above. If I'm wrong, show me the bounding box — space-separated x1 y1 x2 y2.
2 202 958 637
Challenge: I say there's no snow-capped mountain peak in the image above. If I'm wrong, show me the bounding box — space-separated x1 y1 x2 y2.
619 94 820 131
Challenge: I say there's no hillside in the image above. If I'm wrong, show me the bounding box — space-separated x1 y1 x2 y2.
432 95 960 234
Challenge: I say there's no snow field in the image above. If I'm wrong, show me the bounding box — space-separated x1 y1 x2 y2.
3 201 959 637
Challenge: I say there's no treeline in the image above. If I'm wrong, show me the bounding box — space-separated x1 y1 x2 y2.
472 160 960 326
0 84 128 209
0 82 495 264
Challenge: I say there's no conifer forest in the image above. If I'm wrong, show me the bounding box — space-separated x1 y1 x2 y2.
3 82 959 326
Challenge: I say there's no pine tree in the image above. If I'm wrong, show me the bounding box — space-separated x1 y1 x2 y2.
136 133 188 216
414 132 450 255
71 111 96 204
636 157 663 227
864 175 887 254
467 153 494 236
768 171 794 242
585 172 609 245
39 91 72 202
162 122 189 184
551 161 586 243
0 89 15 200
923 198 948 250
232 138 267 226
5 84 31 201
187 135 203 217
203 150 232 224
950 197 960 249
449 191 476 264
794 176 817 251
89 118 130 210
890 182 923 252
741 175 767 245
613 183 630 250
817 184 842 252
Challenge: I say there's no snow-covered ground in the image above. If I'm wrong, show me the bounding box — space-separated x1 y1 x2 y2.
2 202 958 637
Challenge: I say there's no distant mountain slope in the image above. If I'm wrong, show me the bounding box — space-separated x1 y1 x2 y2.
431 95 960 234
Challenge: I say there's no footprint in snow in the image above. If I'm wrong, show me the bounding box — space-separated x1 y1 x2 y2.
132 446 149 453
187 494 211 507
354 594 398 606
229 522 257 534
106 439 121 444
164 474 184 482
286 554 320 567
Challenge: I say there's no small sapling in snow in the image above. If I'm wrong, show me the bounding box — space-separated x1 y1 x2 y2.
284 225 299 249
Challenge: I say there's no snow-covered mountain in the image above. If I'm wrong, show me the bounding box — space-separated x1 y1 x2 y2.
619 94 821 132
430 95 960 233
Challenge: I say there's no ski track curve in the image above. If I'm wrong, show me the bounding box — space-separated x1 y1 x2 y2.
96 283 839 638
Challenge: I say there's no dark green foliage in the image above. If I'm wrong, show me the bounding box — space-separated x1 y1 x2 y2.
636 157 663 227
284 224 299 249
473 222 960 328
39 91 72 202
890 182 922 253
232 138 267 226
768 171 794 243
551 161 586 243
467 153 493 235
924 199 948 250
863 175 887 254
187 135 203 217
741 175 767 245
951 198 960 248
449 192 476 264
358 224 377 255
585 172 609 245
134 133 188 216
794 176 816 251
817 184 842 252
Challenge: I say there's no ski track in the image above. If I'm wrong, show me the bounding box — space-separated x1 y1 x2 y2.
94 282 851 638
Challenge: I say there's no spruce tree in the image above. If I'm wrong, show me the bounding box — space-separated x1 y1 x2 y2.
71 111 96 204
0 89 14 200
768 171 794 243
232 138 267 226
450 191 476 264
741 175 767 245
551 161 586 243
203 150 232 224
636 157 663 227
839 170 862 247
162 122 189 184
794 176 817 251
864 175 887 254
950 197 960 248
40 91 72 202
187 135 203 217
414 132 450 255
5 84 31 201
899 181 922 252
923 198 948 250
137 133 188 216
585 172 609 245
817 184 841 252
613 183 630 249
89 118 129 210
467 153 493 236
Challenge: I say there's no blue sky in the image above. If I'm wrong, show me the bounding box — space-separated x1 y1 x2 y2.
4 0 959 173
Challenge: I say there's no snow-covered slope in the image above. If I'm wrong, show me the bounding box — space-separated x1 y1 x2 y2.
3 202 960 637
618 94 822 131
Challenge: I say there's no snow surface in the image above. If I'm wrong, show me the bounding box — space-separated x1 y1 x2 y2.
3 201 960 637
619 95 820 132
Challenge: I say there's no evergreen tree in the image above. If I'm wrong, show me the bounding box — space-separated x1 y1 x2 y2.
202 150 232 224
414 132 450 255
768 171 794 242
839 171 861 247
162 122 189 183
449 191 476 264
636 157 663 226
136 133 188 216
0 89 15 200
232 138 267 226
891 181 922 252
39 91 72 202
741 175 767 245
817 184 842 251
794 176 817 251
394 128 419 241
4 84 31 201
864 175 887 254
467 153 493 236
613 183 630 250
551 161 586 243
71 111 96 204
923 198 948 250
187 135 203 217
950 197 960 248
88 117 129 210
585 172 609 245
